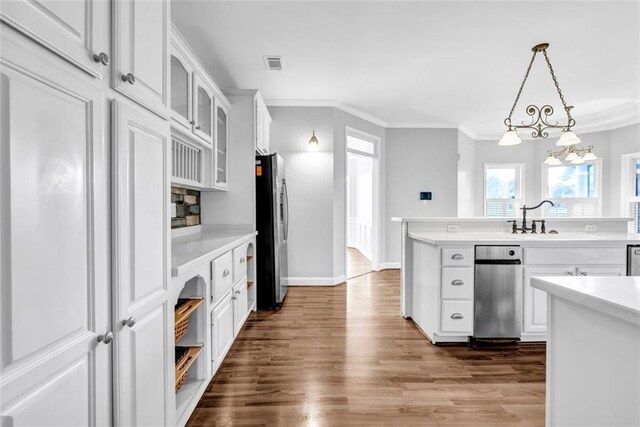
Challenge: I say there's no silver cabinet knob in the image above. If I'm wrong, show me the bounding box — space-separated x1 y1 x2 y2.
240 257 245 264
223 269 230 278
451 254 464 260
196 125 201 130
97 331 113 344
190 120 195 125
121 73 135 84
93 52 110 66
580 272 588 276
231 296 237 300
567 271 575 276
450 313 464 320
235 290 241 295
451 280 464 286
121 316 136 327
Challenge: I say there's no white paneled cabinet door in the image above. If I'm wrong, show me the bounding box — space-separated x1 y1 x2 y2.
233 281 248 335
215 102 229 189
0 0 109 78
112 101 171 426
0 33 110 425
113 0 169 116
212 293 234 369
523 267 575 334
170 48 193 132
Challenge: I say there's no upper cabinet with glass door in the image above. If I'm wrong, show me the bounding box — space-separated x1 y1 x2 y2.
169 25 231 191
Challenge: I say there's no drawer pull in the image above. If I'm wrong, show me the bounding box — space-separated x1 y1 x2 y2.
451 279 464 286
240 257 245 264
121 73 135 84
451 254 464 260
450 313 464 320
223 269 230 278
93 52 110 66
580 272 588 276
567 271 575 276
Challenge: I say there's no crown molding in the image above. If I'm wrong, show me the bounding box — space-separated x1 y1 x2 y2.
264 98 640 139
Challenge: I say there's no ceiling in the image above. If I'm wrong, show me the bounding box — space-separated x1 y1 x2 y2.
172 1 640 139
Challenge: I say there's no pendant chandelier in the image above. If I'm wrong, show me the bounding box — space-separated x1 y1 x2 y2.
499 43 597 164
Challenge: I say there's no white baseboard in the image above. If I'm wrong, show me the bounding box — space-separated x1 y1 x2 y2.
380 262 400 270
287 275 346 286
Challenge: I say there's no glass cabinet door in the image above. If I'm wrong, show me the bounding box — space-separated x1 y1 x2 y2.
215 104 228 187
192 74 213 145
170 53 192 130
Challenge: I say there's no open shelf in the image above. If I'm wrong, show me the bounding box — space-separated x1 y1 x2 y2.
247 281 254 288
175 346 203 391
175 378 206 423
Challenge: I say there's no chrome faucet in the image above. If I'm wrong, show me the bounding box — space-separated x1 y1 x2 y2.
508 200 555 234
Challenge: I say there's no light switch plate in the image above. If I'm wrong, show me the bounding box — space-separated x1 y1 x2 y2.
585 224 597 232
447 224 459 232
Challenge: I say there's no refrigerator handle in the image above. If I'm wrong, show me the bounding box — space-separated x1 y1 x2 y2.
283 179 289 242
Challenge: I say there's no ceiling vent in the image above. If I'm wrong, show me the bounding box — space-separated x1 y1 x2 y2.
264 56 283 71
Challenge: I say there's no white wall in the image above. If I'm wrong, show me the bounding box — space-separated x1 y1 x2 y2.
384 128 459 264
269 107 335 281
457 130 476 217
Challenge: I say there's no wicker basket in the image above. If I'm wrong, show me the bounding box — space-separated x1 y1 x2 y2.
174 346 202 392
174 298 203 343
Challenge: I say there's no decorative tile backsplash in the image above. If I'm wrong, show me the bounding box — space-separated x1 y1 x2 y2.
171 187 201 229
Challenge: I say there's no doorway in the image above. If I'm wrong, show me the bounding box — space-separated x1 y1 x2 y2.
345 127 380 279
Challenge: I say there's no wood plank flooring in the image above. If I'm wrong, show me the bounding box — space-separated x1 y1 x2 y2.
187 270 545 426
347 247 373 279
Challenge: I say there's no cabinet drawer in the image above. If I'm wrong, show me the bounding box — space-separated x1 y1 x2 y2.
211 252 233 303
232 242 249 282
441 248 473 266
440 301 473 333
525 247 625 265
441 267 474 299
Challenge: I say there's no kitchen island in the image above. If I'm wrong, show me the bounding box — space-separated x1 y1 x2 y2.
532 276 640 426
392 217 638 343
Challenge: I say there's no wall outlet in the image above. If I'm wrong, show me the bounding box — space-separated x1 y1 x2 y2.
447 224 459 232
585 224 597 232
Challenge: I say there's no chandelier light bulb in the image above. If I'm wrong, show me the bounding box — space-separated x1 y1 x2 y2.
545 155 562 166
570 155 585 164
557 131 581 146
498 130 522 146
582 151 597 161
565 151 579 161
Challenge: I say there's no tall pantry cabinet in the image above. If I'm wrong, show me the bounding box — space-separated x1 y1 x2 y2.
0 0 172 425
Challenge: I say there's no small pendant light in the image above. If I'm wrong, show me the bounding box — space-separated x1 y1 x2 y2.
308 130 319 151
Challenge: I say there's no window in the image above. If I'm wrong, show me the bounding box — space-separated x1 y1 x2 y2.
542 160 601 217
484 164 524 217
347 134 375 156
622 154 640 234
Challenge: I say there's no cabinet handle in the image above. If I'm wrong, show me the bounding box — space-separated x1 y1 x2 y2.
121 316 136 328
567 271 575 276
196 125 201 130
97 331 113 344
451 254 464 260
121 73 135 84
231 295 237 301
450 313 464 320
223 269 230 278
240 257 245 264
451 280 464 286
580 272 588 276
235 290 241 295
93 52 110 66
190 120 195 125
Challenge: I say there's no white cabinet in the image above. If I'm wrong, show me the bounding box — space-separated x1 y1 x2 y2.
214 102 230 189
113 0 169 116
256 95 271 154
0 0 109 79
0 32 110 425
233 280 249 335
524 267 574 334
211 293 235 370
193 74 214 145
170 47 194 132
112 100 171 426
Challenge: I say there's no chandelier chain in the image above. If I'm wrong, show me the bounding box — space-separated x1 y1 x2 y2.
506 51 538 127
542 49 573 124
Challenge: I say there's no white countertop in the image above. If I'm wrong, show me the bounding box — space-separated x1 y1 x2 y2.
171 226 257 277
531 276 640 327
408 231 640 245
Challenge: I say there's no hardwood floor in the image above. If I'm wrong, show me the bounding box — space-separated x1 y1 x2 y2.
187 270 545 426
347 247 373 279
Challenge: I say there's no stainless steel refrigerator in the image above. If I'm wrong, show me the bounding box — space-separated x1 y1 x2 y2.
255 154 289 308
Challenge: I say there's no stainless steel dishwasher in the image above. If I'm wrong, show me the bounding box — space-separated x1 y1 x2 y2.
474 246 523 339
